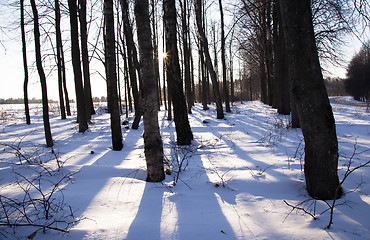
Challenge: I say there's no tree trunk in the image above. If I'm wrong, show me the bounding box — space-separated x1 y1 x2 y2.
134 0 165 182
21 0 30 125
55 0 66 120
60 39 71 116
218 0 231 113
79 0 95 119
30 0 53 147
229 30 235 105
280 0 341 200
162 25 167 111
120 0 142 129
199 44 208 110
264 0 274 106
104 0 123 151
164 0 193 145
273 0 290 115
195 0 224 119
151 0 161 110
180 0 193 114
68 0 88 132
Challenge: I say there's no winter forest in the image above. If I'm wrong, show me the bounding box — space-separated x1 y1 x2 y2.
0 0 369 239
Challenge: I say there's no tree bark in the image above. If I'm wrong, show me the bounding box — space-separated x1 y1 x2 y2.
273 0 290 115
180 0 193 114
280 0 341 200
61 39 71 116
79 0 95 119
30 0 53 147
104 0 123 151
134 0 165 182
55 0 66 120
21 0 30 125
218 0 231 113
151 0 161 110
164 0 193 145
199 44 208 110
195 0 224 119
120 0 142 129
68 0 88 132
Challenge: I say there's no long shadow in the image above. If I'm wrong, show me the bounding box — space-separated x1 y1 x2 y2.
126 141 237 240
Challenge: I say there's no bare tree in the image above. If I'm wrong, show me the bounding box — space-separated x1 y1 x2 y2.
195 0 224 119
120 0 142 129
104 0 123 151
55 0 66 120
272 0 290 115
164 0 193 145
21 0 30 125
280 0 341 200
30 0 53 147
218 0 231 113
179 0 193 114
79 0 95 119
68 0 88 132
134 0 165 182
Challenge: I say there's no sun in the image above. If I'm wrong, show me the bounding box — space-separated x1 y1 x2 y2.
159 51 168 59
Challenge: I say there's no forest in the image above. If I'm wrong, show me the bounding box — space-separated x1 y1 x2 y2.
0 0 369 239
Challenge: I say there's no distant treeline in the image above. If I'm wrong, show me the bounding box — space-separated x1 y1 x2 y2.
0 97 108 104
324 77 347 96
0 98 56 104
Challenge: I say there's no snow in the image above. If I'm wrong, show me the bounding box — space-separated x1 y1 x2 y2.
0 97 369 240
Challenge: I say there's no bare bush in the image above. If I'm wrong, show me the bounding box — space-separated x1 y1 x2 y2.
0 139 82 238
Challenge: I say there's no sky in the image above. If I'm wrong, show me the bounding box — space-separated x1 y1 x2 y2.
0 0 367 101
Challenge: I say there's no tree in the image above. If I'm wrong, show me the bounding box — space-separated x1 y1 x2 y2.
134 0 165 182
195 0 224 119
21 0 30 125
30 0 53 147
272 0 290 115
218 0 231 113
120 0 142 129
279 0 341 200
104 0 123 151
179 0 193 114
150 0 161 110
55 0 66 120
68 0 88 132
164 0 193 145
79 0 95 119
344 42 370 101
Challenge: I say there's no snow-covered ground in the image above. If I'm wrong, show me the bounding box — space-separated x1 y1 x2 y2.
0 97 369 240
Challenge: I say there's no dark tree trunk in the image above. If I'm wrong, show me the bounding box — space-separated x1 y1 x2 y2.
180 0 192 114
68 0 88 132
121 32 133 114
264 0 274 106
162 26 167 111
162 22 168 111
79 0 95 119
120 0 142 129
273 0 290 115
195 0 223 119
21 0 30 125
151 0 161 110
104 0 123 151
199 44 208 110
61 39 71 116
164 0 193 145
280 0 341 200
218 0 231 113
55 0 66 120
134 0 165 182
229 30 235 105
30 0 53 147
